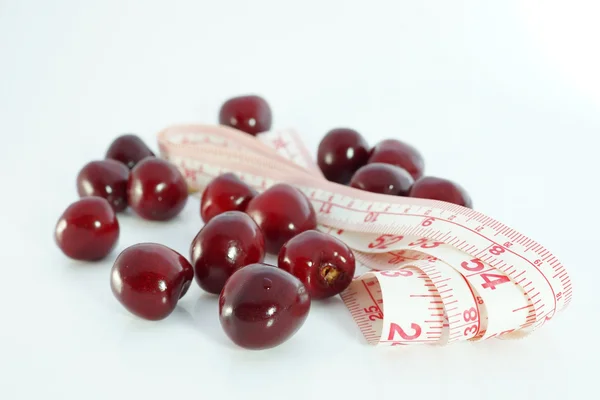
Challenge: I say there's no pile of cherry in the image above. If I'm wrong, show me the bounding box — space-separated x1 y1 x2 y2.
54 94 472 350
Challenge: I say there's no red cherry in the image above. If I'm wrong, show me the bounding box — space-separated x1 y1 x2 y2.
55 197 119 261
317 128 370 184
106 134 155 169
409 176 473 208
350 163 414 196
245 184 317 254
127 158 188 221
218 95 272 136
110 243 194 321
278 230 355 299
219 263 311 349
368 139 425 180
190 211 265 295
76 159 130 212
200 173 258 223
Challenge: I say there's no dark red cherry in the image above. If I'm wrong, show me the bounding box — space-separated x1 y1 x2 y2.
219 263 311 350
317 128 370 184
190 211 265 295
76 159 130 212
200 173 258 223
106 134 155 169
368 139 425 180
350 163 414 196
127 158 188 221
278 230 355 299
218 95 272 136
409 176 473 208
110 243 194 321
55 197 119 261
245 184 317 254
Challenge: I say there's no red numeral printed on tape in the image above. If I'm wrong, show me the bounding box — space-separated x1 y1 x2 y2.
364 212 380 223
422 217 434 226
408 238 444 249
461 259 510 290
464 325 478 336
363 305 383 321
368 234 404 250
461 258 484 272
380 270 413 277
388 323 422 341
489 245 505 256
480 273 510 290
462 307 479 336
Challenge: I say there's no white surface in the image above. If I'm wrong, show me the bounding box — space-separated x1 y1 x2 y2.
1 1 598 399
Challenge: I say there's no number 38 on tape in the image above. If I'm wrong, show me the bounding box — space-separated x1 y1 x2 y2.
157 123 573 347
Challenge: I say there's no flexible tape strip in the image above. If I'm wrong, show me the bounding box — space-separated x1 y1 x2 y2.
157 123 573 346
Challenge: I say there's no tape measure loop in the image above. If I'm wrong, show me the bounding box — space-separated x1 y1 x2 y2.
157 124 573 346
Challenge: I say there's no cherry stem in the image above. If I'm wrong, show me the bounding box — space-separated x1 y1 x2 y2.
320 264 341 285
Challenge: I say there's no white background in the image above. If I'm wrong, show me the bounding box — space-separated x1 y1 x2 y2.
1 1 598 399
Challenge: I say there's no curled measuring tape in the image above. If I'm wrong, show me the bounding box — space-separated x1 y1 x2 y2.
157 124 573 346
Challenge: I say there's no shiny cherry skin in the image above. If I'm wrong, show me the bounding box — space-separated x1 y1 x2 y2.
76 159 130 212
110 243 194 321
190 211 265 295
127 157 188 221
350 163 414 196
218 95 272 136
106 134 155 169
200 173 258 223
317 128 370 184
219 263 311 350
278 230 356 299
245 183 317 254
409 176 473 208
368 139 425 180
55 197 119 261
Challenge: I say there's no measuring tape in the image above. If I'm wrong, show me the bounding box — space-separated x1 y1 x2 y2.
157 123 573 347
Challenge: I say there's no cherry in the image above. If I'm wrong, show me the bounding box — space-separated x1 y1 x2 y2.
54 197 119 261
350 163 414 196
317 128 370 184
190 211 265 295
110 243 194 321
106 134 155 169
218 95 272 136
368 139 425 180
200 173 258 223
278 230 355 299
76 159 130 212
219 263 311 350
245 183 317 254
127 157 188 221
409 176 473 208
